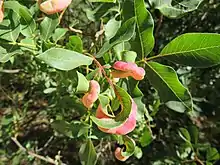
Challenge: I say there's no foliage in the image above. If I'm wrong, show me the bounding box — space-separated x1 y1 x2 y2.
0 0 220 165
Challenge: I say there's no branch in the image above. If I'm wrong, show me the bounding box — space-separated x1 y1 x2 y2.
0 69 20 73
11 137 67 165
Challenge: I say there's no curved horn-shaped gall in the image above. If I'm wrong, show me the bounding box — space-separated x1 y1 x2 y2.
96 99 137 135
38 0 72 15
114 147 129 161
111 61 145 80
82 80 100 109
0 0 4 23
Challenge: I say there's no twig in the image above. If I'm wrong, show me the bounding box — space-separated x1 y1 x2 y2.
11 137 67 165
59 8 66 24
195 156 205 165
91 56 116 91
0 87 15 104
0 69 20 73
69 27 83 34
37 136 54 152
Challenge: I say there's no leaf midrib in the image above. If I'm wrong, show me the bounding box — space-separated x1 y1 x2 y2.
161 45 220 57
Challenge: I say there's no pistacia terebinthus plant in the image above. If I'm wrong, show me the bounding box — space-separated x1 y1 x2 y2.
38 0 72 15
1 0 217 164
82 80 100 109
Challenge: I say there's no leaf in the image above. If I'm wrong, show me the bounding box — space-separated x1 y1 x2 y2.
139 126 153 147
37 48 93 71
51 120 73 137
134 146 143 159
96 17 136 58
159 33 220 68
129 80 152 121
178 128 191 143
121 51 137 62
0 12 20 42
0 46 22 63
51 120 90 138
206 147 219 161
121 136 136 157
149 0 203 18
85 3 115 22
20 37 37 52
104 17 121 40
188 126 199 144
66 36 83 53
134 0 154 58
122 0 134 22
76 71 89 93
145 62 192 112
52 28 68 43
90 85 132 129
40 15 59 41
4 1 36 37
79 139 97 165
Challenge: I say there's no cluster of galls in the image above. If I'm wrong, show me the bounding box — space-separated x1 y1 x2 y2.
82 61 145 161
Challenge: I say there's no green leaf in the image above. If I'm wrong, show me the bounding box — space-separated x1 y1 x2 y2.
104 17 121 40
20 38 37 52
37 48 93 71
122 0 134 22
52 28 68 43
113 85 132 121
178 128 191 143
121 136 136 157
0 12 20 42
99 94 110 108
51 120 73 137
52 120 90 138
145 62 192 112
149 0 203 18
129 80 152 121
206 147 219 161
139 126 153 147
0 46 22 63
91 85 132 129
159 33 220 68
40 15 59 41
79 139 97 165
76 71 89 93
134 146 143 159
188 126 199 144
85 3 115 22
96 17 136 58
66 36 83 53
4 1 36 37
134 0 154 58
121 51 137 62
